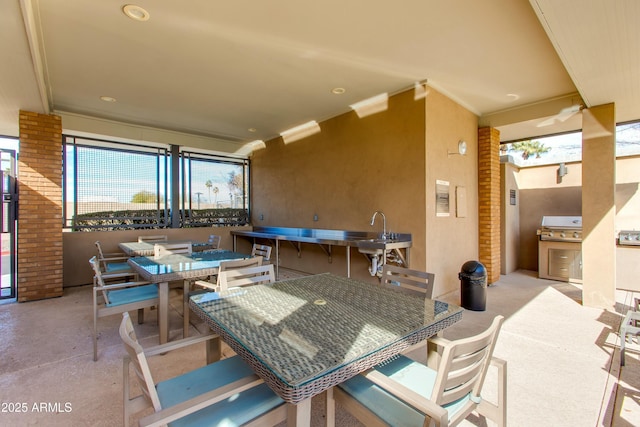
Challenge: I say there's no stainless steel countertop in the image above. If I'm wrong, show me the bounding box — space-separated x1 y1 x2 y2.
231 226 412 249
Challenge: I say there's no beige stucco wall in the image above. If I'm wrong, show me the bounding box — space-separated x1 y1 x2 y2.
424 89 479 295
63 226 249 286
616 155 640 231
250 86 479 295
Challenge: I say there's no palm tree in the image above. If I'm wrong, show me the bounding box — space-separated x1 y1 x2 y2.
205 180 213 204
212 186 219 206
509 140 551 160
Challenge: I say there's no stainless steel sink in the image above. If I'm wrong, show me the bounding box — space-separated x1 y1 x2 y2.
356 237 411 255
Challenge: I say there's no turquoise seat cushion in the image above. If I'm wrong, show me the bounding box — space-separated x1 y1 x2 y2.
105 262 131 273
105 284 158 307
156 356 284 427
338 355 470 427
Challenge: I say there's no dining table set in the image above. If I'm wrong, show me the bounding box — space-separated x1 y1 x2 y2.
189 272 463 424
115 238 464 426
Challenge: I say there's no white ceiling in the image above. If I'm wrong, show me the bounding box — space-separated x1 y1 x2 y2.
1 0 638 153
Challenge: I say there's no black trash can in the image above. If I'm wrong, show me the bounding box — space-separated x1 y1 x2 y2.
459 260 487 311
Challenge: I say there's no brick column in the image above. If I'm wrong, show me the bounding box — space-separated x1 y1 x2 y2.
18 111 63 301
478 127 501 284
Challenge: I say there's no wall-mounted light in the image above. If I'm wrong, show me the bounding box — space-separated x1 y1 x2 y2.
557 163 568 183
448 140 467 156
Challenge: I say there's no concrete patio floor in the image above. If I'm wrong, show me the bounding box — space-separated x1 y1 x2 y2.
0 269 639 426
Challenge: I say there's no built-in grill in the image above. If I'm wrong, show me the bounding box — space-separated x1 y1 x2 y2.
618 230 640 246
537 216 583 282
537 216 583 242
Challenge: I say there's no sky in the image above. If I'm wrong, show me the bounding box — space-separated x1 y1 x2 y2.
503 122 640 167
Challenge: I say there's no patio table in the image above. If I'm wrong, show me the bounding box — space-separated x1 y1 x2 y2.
119 239 211 256
190 272 463 425
127 249 250 345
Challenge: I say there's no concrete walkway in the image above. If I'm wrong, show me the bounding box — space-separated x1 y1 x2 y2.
0 269 637 426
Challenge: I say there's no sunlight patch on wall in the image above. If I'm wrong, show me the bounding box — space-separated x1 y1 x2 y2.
235 140 266 156
413 81 430 100
350 93 388 118
281 121 321 144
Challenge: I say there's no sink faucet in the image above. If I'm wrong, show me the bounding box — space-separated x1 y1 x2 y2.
370 211 387 239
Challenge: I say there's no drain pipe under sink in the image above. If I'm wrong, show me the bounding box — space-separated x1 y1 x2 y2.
368 254 381 276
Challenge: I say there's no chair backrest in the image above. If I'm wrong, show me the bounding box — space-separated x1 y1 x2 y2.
208 234 222 249
380 264 435 298
432 315 504 412
215 256 263 287
89 256 111 304
154 242 192 258
119 312 163 412
94 241 108 271
218 264 275 291
251 244 272 261
95 240 106 259
138 235 168 243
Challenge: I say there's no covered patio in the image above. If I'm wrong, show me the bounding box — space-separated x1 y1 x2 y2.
1 269 638 426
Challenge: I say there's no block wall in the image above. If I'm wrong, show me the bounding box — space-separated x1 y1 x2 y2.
17 111 63 301
478 127 501 284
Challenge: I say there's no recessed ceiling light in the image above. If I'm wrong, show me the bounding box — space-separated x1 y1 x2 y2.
123 5 150 21
331 87 346 95
100 96 116 102
506 93 520 101
248 128 257 133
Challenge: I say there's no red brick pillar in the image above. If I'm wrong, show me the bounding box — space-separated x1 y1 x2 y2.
17 111 64 301
478 127 501 284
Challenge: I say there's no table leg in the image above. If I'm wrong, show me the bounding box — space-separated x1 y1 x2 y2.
325 388 335 427
159 281 169 344
286 399 311 427
206 336 222 365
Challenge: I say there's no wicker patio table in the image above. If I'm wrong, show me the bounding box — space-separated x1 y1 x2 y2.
128 250 250 344
190 272 463 425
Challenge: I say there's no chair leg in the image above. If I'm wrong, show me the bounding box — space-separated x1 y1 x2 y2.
93 290 98 362
477 357 507 427
123 357 131 427
137 308 144 324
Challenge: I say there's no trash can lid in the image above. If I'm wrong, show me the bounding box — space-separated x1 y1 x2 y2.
461 260 487 277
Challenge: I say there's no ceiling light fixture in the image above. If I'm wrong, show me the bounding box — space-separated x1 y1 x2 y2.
331 87 346 95
100 96 116 102
122 5 150 21
248 128 257 133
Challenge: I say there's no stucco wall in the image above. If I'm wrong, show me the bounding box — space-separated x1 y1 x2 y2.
250 86 480 295
424 89 479 295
